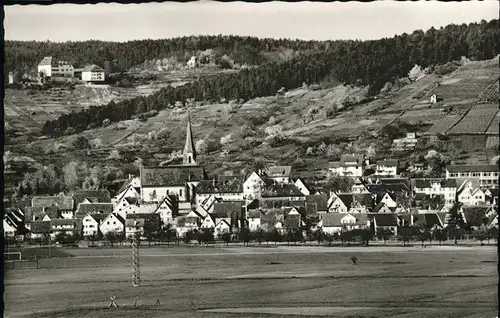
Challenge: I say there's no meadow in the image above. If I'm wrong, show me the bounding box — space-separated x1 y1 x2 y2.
4 245 498 318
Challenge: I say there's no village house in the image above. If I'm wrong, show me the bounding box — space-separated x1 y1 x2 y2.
457 180 487 206
125 213 161 238
294 178 318 196
247 209 265 231
243 171 270 201
31 196 75 219
195 177 244 206
375 159 399 177
82 64 105 83
369 213 400 236
412 179 457 205
445 164 499 188
319 213 369 234
82 213 108 237
38 56 74 78
50 219 82 238
112 176 141 205
114 197 140 217
391 132 418 151
350 178 370 194
176 210 202 237
412 213 444 231
152 195 179 227
214 218 232 237
28 221 52 239
260 183 306 208
99 213 125 236
328 154 367 177
73 189 111 206
212 201 245 228
304 194 329 215
75 202 114 219
200 214 216 230
197 194 221 216
266 166 292 184
328 193 366 213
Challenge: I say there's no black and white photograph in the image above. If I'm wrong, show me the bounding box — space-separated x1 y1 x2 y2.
2 1 499 317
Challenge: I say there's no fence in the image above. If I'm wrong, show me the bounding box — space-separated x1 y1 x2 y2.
4 259 39 270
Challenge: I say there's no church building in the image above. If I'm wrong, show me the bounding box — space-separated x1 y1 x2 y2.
140 113 208 214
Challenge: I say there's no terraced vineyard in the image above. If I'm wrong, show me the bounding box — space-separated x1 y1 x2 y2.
479 79 499 102
425 115 462 134
486 114 499 134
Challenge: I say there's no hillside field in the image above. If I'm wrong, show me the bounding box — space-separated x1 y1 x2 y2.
4 57 499 186
4 245 497 318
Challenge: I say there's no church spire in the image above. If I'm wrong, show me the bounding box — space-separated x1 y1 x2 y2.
183 110 197 166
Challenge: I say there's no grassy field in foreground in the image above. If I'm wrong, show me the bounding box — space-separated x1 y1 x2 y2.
4 247 497 318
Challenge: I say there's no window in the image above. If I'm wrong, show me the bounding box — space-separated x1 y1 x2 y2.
179 189 183 197
107 221 110 225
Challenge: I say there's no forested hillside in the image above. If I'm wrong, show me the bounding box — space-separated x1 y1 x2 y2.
37 19 499 137
5 35 327 75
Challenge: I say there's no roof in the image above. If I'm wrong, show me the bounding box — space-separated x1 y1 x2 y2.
337 194 354 209
42 206 60 220
141 166 207 187
413 213 443 228
266 166 292 178
370 213 399 226
340 154 365 166
446 164 499 173
83 64 104 72
155 195 179 216
462 206 490 227
262 184 304 198
213 201 244 224
247 209 265 219
305 194 329 214
50 218 79 226
73 190 111 205
376 159 398 166
246 199 260 210
32 196 74 210
196 178 243 194
30 221 52 234
38 56 52 66
321 213 368 227
413 179 456 189
76 203 114 218
90 213 109 223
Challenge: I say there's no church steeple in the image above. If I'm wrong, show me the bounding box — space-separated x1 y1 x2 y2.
183 110 197 166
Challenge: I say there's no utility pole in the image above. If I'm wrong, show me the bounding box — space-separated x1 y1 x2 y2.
132 224 141 287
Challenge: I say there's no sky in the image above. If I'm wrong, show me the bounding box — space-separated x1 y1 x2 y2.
4 1 499 42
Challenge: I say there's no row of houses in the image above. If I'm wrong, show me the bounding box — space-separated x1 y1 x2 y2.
4 115 498 240
328 152 499 186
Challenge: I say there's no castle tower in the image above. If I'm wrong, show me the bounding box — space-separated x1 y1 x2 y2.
183 111 197 166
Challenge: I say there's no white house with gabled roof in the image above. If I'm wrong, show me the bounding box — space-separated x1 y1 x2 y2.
99 213 125 236
153 196 178 226
214 218 231 237
200 214 216 230
243 171 267 201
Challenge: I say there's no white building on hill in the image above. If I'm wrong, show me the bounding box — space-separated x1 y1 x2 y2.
38 56 74 78
82 64 105 83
